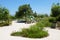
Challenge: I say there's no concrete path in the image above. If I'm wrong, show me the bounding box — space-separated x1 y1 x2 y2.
0 21 60 40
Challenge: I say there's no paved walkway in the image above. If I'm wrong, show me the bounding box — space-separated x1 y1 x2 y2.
0 21 60 40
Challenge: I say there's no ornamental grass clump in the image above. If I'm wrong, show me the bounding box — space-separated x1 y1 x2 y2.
11 24 48 38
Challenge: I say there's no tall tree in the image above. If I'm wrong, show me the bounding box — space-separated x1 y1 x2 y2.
33 11 37 17
15 4 33 18
51 3 60 17
51 3 60 21
0 7 10 23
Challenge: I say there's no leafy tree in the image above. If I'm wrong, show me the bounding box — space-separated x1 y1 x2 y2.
15 4 33 19
0 6 11 24
10 15 16 20
51 3 60 17
0 7 3 21
37 14 48 18
51 3 60 21
33 12 37 17
44 14 48 17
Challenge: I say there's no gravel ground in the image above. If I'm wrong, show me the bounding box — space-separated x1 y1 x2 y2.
0 21 60 40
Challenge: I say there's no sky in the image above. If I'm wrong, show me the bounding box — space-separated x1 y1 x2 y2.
0 0 60 16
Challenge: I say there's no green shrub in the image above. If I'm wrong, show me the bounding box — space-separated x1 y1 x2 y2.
11 25 48 38
36 18 52 27
11 32 21 36
0 21 11 27
56 15 60 21
49 17 56 22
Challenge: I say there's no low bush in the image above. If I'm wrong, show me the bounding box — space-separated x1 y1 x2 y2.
49 17 56 22
0 21 11 27
36 18 52 27
11 25 48 38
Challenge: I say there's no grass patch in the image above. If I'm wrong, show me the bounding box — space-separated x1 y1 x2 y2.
11 25 48 38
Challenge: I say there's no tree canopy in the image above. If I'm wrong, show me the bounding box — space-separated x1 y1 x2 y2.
15 4 33 18
51 3 60 21
0 6 10 23
51 3 60 17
